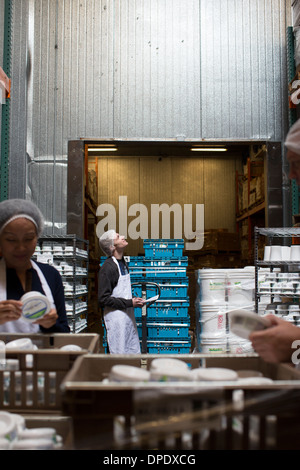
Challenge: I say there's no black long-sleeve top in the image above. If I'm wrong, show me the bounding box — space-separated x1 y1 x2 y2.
5 260 70 333
98 257 134 310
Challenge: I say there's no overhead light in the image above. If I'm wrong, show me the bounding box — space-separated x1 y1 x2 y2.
88 146 118 152
190 147 228 152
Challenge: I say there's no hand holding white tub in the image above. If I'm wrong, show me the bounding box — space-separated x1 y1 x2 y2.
249 315 300 364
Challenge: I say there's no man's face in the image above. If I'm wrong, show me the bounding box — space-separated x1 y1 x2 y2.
287 149 300 185
114 233 128 251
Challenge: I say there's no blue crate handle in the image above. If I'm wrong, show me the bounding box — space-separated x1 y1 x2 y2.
131 281 161 306
131 281 161 354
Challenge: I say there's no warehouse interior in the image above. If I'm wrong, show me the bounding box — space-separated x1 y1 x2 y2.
1 0 300 453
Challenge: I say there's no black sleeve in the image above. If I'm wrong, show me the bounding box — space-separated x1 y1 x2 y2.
37 264 70 333
98 259 133 310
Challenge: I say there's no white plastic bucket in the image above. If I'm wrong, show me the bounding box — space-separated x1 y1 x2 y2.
227 333 254 354
199 303 227 335
198 269 227 303
227 269 255 307
200 336 227 353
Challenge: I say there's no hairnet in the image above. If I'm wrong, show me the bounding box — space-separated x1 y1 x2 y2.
0 199 44 237
285 118 300 156
99 229 116 256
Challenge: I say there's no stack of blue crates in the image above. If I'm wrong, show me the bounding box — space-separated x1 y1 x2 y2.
100 239 191 354
131 239 191 354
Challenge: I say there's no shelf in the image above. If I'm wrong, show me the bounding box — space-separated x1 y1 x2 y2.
34 235 89 334
236 201 265 222
255 227 300 237
256 260 300 266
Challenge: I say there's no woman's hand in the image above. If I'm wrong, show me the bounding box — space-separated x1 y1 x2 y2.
34 308 58 329
0 300 22 325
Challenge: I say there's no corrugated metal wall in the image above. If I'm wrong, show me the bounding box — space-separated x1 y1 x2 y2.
8 0 292 232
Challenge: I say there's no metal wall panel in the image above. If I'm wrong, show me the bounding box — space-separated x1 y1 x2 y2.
7 0 292 232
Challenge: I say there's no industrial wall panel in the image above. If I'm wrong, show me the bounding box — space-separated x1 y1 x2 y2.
7 0 292 232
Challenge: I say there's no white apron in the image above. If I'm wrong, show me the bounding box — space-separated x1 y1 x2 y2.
103 257 140 354
0 258 55 333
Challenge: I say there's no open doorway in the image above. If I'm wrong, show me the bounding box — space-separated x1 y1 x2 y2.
67 139 281 335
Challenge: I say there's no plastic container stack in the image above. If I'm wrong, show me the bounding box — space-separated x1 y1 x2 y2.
195 267 256 354
101 240 190 354
132 239 190 354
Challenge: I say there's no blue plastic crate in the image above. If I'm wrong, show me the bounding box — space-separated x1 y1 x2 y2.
136 321 190 340
149 278 189 299
135 299 190 321
143 239 184 258
125 256 145 267
132 279 188 300
145 340 191 354
140 258 188 278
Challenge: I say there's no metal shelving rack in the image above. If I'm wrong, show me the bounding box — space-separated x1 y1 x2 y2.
254 226 300 312
33 234 89 333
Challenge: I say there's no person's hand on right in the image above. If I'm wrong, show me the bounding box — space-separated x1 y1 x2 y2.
249 314 300 363
0 300 22 325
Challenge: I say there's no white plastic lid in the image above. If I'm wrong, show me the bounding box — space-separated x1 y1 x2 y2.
0 412 17 440
150 367 192 382
5 338 33 351
60 344 82 351
0 438 10 449
21 291 51 322
229 309 271 339
236 377 273 385
109 365 150 382
150 358 189 371
11 438 55 450
192 367 238 381
18 427 56 442
11 413 26 432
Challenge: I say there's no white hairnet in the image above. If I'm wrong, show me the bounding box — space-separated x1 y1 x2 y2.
0 199 44 236
99 229 116 256
285 119 300 156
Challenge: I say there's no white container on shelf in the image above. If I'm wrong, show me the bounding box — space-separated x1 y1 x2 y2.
269 245 282 261
227 333 254 354
198 269 227 304
227 269 254 307
200 332 227 354
199 302 227 335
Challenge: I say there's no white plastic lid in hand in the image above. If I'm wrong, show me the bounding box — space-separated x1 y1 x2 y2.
21 291 51 322
229 309 272 340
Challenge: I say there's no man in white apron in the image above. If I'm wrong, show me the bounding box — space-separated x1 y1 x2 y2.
98 230 144 354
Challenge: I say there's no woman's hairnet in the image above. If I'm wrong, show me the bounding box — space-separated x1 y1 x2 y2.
99 229 116 256
0 199 44 237
285 118 300 156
